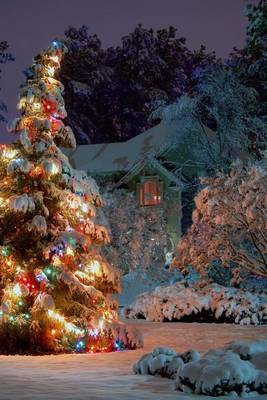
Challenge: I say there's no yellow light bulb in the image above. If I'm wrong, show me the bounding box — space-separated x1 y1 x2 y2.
18 98 27 109
50 162 60 175
53 256 61 266
2 148 18 160
0 197 6 206
46 66 55 77
50 55 59 63
66 247 74 256
99 318 104 331
32 102 41 112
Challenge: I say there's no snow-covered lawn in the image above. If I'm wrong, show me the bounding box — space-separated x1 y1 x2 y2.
0 320 266 399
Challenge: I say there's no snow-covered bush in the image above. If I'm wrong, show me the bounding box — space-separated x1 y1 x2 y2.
133 347 200 379
100 186 171 274
225 339 267 360
126 283 267 325
134 340 267 397
175 348 267 396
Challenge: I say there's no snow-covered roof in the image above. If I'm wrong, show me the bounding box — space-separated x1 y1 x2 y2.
64 121 214 185
64 121 182 173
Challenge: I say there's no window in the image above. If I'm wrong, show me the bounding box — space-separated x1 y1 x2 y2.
138 179 162 206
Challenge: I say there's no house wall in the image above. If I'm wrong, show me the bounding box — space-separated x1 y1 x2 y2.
93 168 182 274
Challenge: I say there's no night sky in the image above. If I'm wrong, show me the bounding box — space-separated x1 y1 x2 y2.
0 0 252 143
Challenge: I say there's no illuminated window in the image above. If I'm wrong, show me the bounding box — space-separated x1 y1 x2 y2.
138 179 162 206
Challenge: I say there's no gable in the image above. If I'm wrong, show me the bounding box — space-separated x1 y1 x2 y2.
114 157 184 190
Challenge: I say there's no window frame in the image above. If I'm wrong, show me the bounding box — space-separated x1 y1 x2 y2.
137 176 163 206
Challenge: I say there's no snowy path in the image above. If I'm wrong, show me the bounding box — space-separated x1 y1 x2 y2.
0 321 266 400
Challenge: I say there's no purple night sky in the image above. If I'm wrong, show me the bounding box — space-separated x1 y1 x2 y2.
0 0 252 143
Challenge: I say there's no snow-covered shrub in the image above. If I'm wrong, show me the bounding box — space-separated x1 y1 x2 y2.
134 340 267 397
126 283 267 325
175 348 267 396
100 185 171 274
225 339 267 360
133 347 200 379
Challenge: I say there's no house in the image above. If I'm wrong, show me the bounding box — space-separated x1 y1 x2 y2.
64 121 213 248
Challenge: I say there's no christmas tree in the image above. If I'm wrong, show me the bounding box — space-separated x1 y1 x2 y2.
0 41 142 354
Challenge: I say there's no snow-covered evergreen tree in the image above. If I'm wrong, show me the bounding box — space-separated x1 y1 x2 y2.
0 41 142 354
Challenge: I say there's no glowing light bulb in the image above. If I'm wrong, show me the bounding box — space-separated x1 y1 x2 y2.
2 148 18 160
12 283 22 297
66 247 74 256
114 340 121 349
52 40 59 48
75 340 85 350
50 55 59 63
36 272 47 282
99 318 104 331
45 267 52 275
18 98 26 110
89 328 99 338
81 203 89 213
88 260 101 275
50 162 60 175
32 102 41 112
69 237 76 246
53 257 61 266
1 247 9 257
46 66 55 77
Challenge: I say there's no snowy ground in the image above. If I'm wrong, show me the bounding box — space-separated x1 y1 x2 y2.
0 320 266 400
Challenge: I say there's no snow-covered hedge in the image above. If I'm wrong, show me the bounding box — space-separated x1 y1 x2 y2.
126 283 267 325
134 340 267 397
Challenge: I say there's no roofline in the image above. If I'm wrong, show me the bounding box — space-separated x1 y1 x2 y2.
115 156 184 190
